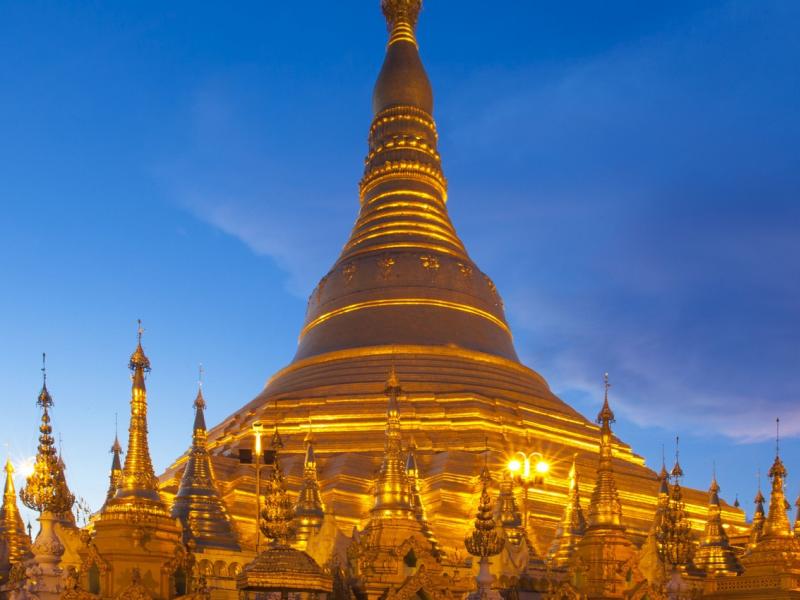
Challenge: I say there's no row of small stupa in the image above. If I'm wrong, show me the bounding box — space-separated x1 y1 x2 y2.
2 329 800 600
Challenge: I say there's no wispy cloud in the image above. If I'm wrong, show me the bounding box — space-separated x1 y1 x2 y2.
157 2 799 442
445 1 800 441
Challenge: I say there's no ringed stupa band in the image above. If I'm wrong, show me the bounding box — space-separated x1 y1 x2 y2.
1 2 797 600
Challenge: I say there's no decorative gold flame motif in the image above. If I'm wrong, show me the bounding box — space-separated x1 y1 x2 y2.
20 358 75 516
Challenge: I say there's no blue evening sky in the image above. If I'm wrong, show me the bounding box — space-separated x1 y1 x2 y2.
1 1 798 524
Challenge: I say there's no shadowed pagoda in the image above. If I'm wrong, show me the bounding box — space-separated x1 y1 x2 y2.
160 0 743 557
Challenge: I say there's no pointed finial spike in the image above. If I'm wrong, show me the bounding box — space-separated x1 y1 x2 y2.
137 319 143 343
776 417 781 457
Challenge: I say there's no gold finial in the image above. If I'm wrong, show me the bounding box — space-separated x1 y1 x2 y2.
671 436 683 479
465 461 505 558
194 363 206 411
381 0 422 36
129 319 151 372
776 417 781 457
37 352 53 409
596 372 615 426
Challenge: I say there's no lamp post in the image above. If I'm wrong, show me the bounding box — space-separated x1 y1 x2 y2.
507 451 549 531
252 421 265 554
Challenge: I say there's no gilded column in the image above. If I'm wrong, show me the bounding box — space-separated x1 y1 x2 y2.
0 459 33 577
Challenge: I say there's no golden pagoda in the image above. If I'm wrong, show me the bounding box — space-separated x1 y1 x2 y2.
693 471 742 577
748 484 766 550
704 434 800 598
237 431 333 600
570 375 639 599
348 369 462 600
546 456 585 569
91 324 186 600
160 0 737 560
171 379 240 553
0 459 32 581
18 355 77 600
104 434 124 506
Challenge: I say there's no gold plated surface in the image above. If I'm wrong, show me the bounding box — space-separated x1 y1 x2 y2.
0 459 32 569
171 384 240 552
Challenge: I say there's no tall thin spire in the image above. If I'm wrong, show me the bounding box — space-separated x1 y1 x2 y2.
109 321 166 507
104 432 124 505
587 373 622 527
171 374 240 551
694 470 742 576
0 459 32 566
749 470 766 549
547 455 586 567
371 368 412 517
572 373 636 598
405 442 443 557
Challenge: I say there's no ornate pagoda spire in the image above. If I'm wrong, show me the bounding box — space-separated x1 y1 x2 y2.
587 374 623 528
656 439 694 571
294 433 325 547
465 460 505 600
749 471 766 549
0 459 32 567
371 367 412 518
294 0 517 363
104 430 124 505
572 374 638 597
547 455 586 568
20 354 75 516
111 321 166 508
741 419 800 573
260 430 295 546
694 469 742 576
406 442 443 557
171 369 240 551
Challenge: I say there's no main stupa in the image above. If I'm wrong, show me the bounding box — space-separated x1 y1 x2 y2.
162 0 744 555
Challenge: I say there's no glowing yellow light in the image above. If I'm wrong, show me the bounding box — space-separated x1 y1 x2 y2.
535 460 550 475
16 456 35 479
508 459 522 474
252 421 264 456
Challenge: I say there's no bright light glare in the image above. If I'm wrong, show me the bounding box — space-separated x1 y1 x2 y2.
535 460 550 475
16 456 35 479
507 459 522 473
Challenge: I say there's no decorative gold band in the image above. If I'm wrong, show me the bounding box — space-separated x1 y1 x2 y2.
299 298 511 340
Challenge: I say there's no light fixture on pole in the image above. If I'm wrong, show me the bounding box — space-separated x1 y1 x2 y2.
507 451 549 529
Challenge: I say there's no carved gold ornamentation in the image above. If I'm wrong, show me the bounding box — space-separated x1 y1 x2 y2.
378 256 396 279
420 255 440 271
342 263 357 284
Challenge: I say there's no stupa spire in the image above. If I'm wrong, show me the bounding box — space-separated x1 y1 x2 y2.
0 459 32 566
171 372 240 551
371 368 412 517
295 0 517 363
762 423 792 539
294 434 325 547
20 354 75 516
656 438 693 570
406 442 443 556
694 469 742 576
547 455 586 567
495 469 524 546
749 470 766 549
112 321 164 506
104 431 124 505
587 373 622 527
